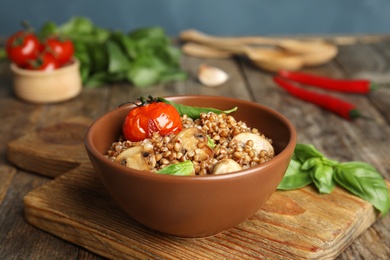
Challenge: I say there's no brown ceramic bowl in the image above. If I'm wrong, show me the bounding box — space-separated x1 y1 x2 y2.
85 95 296 238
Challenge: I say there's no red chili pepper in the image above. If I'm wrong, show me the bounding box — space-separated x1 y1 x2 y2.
278 70 378 94
273 76 362 120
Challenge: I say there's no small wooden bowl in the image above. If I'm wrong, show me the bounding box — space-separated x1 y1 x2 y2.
10 59 82 104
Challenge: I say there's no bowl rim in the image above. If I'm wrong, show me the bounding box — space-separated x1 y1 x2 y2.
85 95 297 182
10 58 79 77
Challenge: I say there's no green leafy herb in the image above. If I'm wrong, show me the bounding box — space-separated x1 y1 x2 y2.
293 144 324 163
157 160 194 176
107 40 130 73
207 136 216 149
278 143 390 216
335 162 390 216
0 48 6 60
277 159 312 190
158 97 237 119
311 164 335 194
36 16 187 87
127 67 161 87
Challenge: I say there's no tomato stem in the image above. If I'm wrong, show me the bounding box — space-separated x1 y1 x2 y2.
120 95 161 108
137 95 160 106
20 20 35 32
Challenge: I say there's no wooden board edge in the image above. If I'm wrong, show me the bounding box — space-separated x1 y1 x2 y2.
23 203 138 259
22 164 390 259
6 116 92 178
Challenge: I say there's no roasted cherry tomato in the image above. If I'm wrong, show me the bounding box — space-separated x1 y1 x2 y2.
25 51 58 71
6 31 41 66
123 97 182 142
44 37 74 65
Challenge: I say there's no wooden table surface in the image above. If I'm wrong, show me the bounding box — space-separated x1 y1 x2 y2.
1 36 390 259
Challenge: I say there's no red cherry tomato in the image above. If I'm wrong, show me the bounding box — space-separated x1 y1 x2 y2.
25 51 58 71
6 31 40 66
123 100 182 142
44 37 74 65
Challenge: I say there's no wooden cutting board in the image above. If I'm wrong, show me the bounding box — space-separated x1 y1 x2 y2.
7 116 92 178
7 117 389 259
23 163 389 259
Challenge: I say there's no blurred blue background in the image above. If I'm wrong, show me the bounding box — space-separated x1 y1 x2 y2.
1 0 389 37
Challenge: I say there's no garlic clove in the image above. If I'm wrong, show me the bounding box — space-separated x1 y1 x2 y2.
197 64 229 87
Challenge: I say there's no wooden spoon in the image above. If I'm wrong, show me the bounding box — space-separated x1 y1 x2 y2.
182 42 337 70
296 44 338 66
180 29 337 56
189 42 304 71
182 42 233 58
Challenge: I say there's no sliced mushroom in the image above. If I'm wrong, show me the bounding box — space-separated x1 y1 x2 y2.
231 132 274 156
115 146 156 171
211 158 243 175
172 127 214 161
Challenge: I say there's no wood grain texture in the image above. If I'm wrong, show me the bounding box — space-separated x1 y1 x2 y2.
7 116 92 177
0 164 16 203
2 37 390 259
23 163 389 260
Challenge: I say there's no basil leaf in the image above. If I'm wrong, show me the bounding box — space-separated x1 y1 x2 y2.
85 72 111 88
129 27 167 41
335 162 390 216
0 48 6 60
301 157 322 170
157 160 194 176
89 43 108 72
127 67 160 87
107 40 131 73
158 97 237 119
110 31 137 59
39 21 58 39
321 157 340 167
280 143 389 216
42 17 186 87
311 164 335 194
294 143 324 163
277 159 312 190
58 16 95 36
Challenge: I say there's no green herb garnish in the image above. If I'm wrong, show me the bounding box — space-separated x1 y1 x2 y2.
278 143 390 216
207 136 216 149
157 160 194 176
38 16 187 87
158 97 237 119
